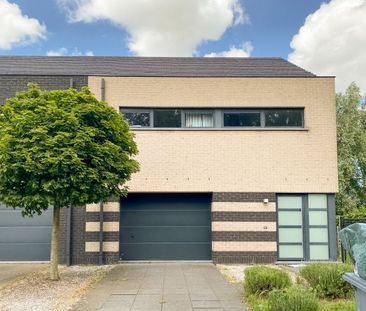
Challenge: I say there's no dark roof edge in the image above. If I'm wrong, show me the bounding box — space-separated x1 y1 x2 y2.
0 74 334 78
0 56 285 59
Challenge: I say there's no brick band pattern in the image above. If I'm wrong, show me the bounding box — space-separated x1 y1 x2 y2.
83 201 120 264
85 232 119 242
213 192 276 202
212 231 276 241
212 192 277 264
213 252 277 264
85 212 119 222
212 212 276 222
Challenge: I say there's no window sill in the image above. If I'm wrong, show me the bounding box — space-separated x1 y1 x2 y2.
130 127 309 132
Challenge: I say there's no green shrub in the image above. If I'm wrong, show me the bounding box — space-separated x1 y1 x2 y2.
244 266 291 296
300 263 354 298
267 287 319 311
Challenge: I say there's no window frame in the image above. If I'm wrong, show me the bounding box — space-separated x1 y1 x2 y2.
277 194 306 261
276 194 331 262
153 109 182 128
120 107 305 129
183 109 215 128
222 109 263 128
263 108 305 128
121 108 153 128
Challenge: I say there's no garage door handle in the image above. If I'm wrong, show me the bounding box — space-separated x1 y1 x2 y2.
130 235 135 239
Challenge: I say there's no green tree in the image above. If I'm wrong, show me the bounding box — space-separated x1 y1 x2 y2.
0 84 139 280
336 82 366 215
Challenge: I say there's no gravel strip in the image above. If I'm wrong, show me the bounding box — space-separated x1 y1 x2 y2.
217 264 247 283
0 265 112 311
217 264 299 284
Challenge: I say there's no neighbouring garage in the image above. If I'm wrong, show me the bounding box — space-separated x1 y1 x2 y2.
0 204 52 261
120 193 212 260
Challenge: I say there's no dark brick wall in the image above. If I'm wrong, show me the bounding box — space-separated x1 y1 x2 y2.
70 206 88 265
212 231 276 241
212 211 276 222
59 208 68 264
213 252 277 264
213 192 276 202
85 212 119 222
82 252 119 265
0 75 88 104
59 206 87 265
85 232 119 242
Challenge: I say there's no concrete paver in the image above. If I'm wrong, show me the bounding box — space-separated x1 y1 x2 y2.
73 263 246 311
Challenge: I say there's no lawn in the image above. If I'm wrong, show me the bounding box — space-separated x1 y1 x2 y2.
246 294 355 311
218 263 355 311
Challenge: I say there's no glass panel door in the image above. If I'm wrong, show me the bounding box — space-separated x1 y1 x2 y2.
277 196 304 260
308 194 329 260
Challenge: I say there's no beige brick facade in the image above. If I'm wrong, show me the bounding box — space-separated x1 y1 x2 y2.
85 241 119 252
85 221 119 232
212 241 277 252
212 221 276 232
88 76 337 194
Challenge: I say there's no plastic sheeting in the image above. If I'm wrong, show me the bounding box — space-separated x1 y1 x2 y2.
340 223 366 280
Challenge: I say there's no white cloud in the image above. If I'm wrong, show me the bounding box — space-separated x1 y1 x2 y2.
288 0 366 93
46 47 94 56
0 0 46 49
204 42 253 57
57 0 248 56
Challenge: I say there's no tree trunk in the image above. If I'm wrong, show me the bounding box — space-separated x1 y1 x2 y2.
50 205 60 280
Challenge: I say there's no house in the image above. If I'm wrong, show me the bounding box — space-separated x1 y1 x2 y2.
0 56 338 264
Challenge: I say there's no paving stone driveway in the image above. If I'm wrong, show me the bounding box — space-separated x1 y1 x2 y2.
73 263 246 311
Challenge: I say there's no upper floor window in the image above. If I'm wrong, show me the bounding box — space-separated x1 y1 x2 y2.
224 111 261 127
154 109 181 128
120 108 304 129
185 112 214 128
124 111 150 127
264 109 303 127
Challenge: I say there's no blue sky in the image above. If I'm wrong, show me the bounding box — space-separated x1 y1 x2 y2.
0 0 365 93
1 0 327 58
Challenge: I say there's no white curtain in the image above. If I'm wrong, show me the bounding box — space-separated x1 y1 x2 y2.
186 114 213 127
202 114 213 127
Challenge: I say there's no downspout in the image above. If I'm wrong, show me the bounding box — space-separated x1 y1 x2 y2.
98 78 106 266
101 78 106 101
98 202 104 265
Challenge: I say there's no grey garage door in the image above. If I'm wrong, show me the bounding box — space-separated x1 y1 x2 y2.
120 193 212 260
0 204 52 261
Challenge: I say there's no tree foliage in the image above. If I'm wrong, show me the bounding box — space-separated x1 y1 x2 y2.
0 84 139 213
0 84 139 279
336 82 366 215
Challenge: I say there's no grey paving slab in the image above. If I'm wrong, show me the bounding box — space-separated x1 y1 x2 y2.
72 263 247 311
192 300 222 308
190 293 218 301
